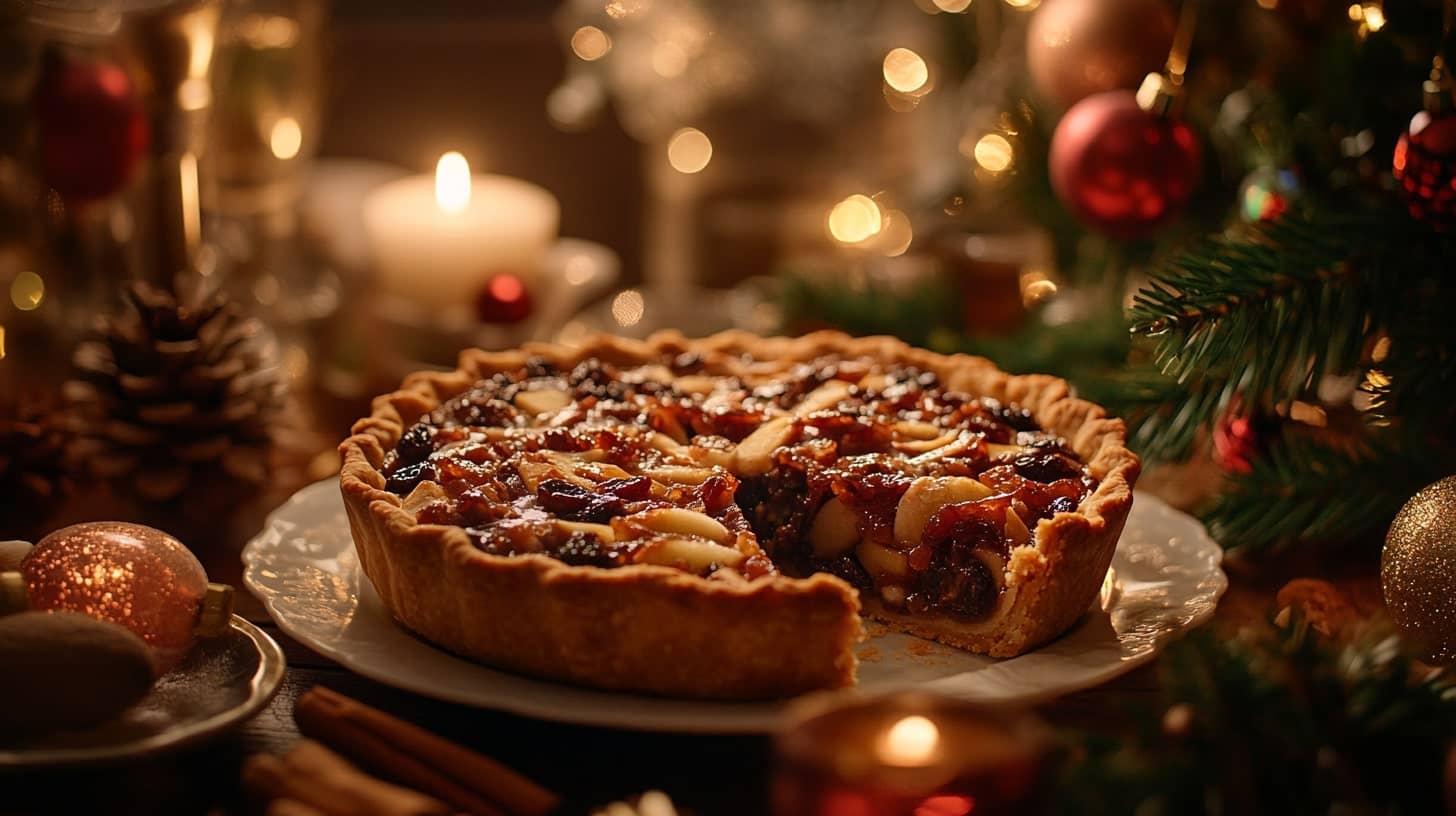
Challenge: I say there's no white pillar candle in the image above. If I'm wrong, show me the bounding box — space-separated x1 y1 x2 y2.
363 152 560 311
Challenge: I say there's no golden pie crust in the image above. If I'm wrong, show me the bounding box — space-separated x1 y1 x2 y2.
339 331 1140 699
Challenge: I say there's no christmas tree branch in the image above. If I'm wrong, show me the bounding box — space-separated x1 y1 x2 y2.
1052 613 1456 814
1124 206 1441 462
1201 433 1434 552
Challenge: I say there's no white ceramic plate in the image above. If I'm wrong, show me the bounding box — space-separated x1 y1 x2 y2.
243 480 1225 734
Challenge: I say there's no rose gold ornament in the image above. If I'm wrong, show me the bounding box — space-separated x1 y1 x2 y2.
19 522 215 670
1026 0 1176 109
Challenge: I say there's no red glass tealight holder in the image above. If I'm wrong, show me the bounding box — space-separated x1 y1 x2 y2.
773 692 1049 816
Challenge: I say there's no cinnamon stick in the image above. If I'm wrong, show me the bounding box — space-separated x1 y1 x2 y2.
265 798 329 816
242 742 452 816
295 686 560 816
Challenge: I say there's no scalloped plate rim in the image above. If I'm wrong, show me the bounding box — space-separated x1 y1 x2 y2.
243 480 1225 734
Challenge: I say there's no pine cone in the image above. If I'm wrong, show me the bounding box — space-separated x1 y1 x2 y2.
66 281 294 503
0 392 73 520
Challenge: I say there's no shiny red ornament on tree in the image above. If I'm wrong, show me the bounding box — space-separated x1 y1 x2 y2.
32 52 150 206
1026 0 1176 109
1049 90 1201 240
474 273 535 325
1212 412 1277 474
1393 108 1456 231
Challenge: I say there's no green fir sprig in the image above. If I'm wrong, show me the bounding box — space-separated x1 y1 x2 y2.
1126 204 1456 550
1052 614 1456 815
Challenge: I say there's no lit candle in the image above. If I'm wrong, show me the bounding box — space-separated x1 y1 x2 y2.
773 692 1049 816
363 152 560 311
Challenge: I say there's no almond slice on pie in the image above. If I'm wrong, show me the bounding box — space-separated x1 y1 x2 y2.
339 331 1140 699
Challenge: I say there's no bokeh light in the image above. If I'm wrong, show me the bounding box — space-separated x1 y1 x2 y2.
612 289 646 327
1021 268 1058 306
270 116 302 160
878 210 914 257
883 48 929 94
605 0 648 20
667 128 713 173
934 0 974 10
571 25 612 61
653 41 689 77
1360 2 1385 30
828 195 883 244
973 133 1014 173
11 271 44 311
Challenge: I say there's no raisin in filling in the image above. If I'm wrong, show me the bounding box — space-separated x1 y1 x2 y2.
380 355 1097 622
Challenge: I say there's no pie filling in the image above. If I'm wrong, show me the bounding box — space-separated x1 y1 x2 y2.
381 354 1096 624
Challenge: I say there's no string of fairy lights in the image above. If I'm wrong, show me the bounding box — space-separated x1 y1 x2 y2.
554 0 1394 261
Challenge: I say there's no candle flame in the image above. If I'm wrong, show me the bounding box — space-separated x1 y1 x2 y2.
436 152 472 214
878 715 940 766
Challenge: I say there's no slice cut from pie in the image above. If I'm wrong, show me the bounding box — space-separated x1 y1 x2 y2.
340 331 1140 699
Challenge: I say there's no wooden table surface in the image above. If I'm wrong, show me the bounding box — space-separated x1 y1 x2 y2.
2 485 1384 816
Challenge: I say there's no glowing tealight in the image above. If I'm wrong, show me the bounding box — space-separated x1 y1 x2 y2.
883 48 929 94
270 116 302 160
10 271 44 311
571 25 612 61
435 152 472 214
933 0 973 11
612 289 646 327
878 715 941 766
1004 0 1039 8
667 128 713 174
973 133 1014 173
828 195 883 244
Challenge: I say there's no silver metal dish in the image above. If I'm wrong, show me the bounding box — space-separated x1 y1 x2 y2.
0 615 285 768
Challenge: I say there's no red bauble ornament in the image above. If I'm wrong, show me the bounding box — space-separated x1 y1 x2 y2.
1212 412 1277 474
32 52 150 206
1049 90 1201 240
1393 108 1456 231
474 273 534 325
1026 0 1176 109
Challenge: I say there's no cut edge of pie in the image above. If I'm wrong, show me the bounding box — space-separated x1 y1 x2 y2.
339 330 1140 699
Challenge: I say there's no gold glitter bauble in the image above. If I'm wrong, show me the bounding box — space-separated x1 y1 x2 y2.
1382 476 1456 663
20 522 208 671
